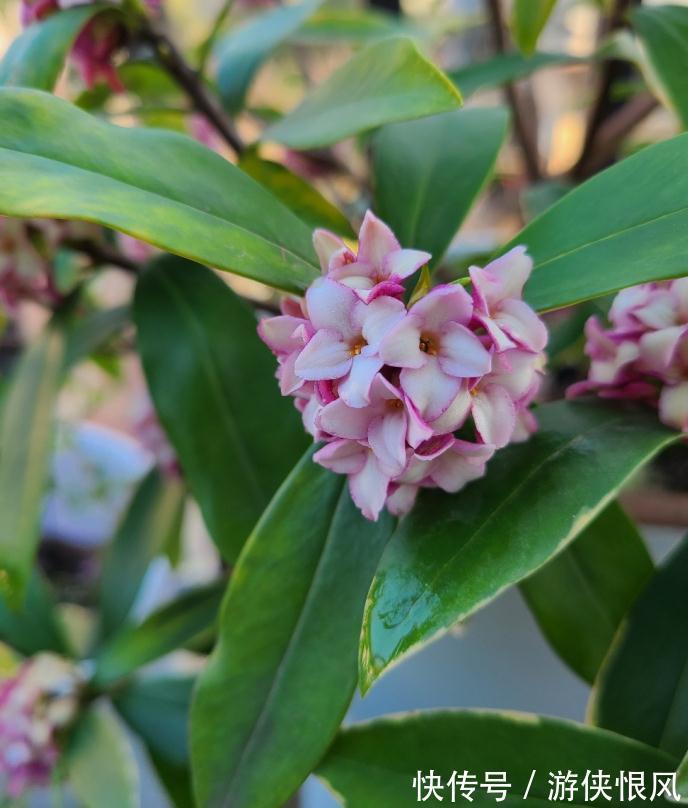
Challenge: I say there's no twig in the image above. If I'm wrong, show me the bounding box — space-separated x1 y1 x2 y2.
197 0 234 73
68 240 140 274
485 0 541 182
142 24 245 156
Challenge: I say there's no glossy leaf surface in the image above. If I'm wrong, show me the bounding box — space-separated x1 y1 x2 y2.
360 400 678 691
521 501 653 683
265 37 462 148
134 256 308 560
0 89 318 293
450 51 575 98
191 452 394 808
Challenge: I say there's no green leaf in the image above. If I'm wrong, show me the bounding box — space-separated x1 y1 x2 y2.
360 400 678 692
678 750 688 802
239 149 353 234
293 9 413 44
520 501 653 683
134 256 308 560
511 0 558 56
67 701 140 808
94 580 225 686
215 0 323 113
0 328 64 600
316 711 678 806
0 5 107 91
63 304 130 370
521 179 571 221
191 450 394 808
0 571 68 657
632 6 688 129
372 107 508 265
99 469 186 639
509 134 688 311
265 37 462 148
0 88 318 294
450 50 575 98
591 536 688 759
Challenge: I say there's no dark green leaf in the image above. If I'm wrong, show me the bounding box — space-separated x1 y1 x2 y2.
99 469 186 639
678 751 688 801
0 328 64 600
63 304 130 370
509 134 688 311
372 107 508 264
511 0 558 56
450 51 576 98
134 256 308 560
0 571 68 656
0 6 107 91
360 400 678 691
632 6 688 129
94 580 225 686
316 711 678 806
239 150 353 234
520 501 653 683
0 89 318 294
521 179 571 221
215 0 322 113
67 701 140 808
191 451 394 808
591 536 688 759
265 37 462 148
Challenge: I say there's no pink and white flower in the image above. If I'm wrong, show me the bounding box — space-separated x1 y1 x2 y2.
568 279 688 433
258 212 548 520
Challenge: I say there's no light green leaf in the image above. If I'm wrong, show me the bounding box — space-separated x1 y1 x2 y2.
591 536 688 759
0 571 68 657
450 50 576 98
293 8 414 44
265 37 462 148
511 0 558 56
191 450 394 808
678 750 688 802
67 701 140 808
372 107 508 265
0 5 107 91
0 88 318 294
632 5 688 129
521 179 571 221
239 149 353 234
215 0 323 113
508 133 688 311
360 400 678 692
0 328 64 600
63 304 130 370
316 711 678 806
99 469 186 639
134 256 308 560
94 580 225 686
520 501 653 683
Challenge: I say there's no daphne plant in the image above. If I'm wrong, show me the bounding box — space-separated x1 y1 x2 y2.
0 0 688 805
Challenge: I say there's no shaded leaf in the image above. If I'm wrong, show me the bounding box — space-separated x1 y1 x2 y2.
591 536 688 759
520 501 653 683
239 150 352 234
99 468 186 639
94 580 225 686
0 5 107 91
0 88 318 293
191 451 394 808
265 37 462 148
0 572 68 657
511 0 558 56
134 256 308 560
215 0 322 112
316 711 678 806
0 328 64 600
632 6 688 129
360 400 678 691
509 134 688 311
293 9 414 43
63 304 130 370
372 107 508 265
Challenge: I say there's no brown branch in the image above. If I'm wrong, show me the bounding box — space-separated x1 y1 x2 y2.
68 240 140 274
485 0 541 182
142 24 245 156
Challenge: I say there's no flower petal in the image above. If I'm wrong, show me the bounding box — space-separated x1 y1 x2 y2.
494 298 548 352
294 329 351 381
659 382 688 431
360 295 407 349
401 358 461 421
410 284 473 330
378 314 424 369
317 398 372 439
305 277 358 336
257 315 307 355
470 246 533 309
314 439 366 475
430 440 495 493
338 354 383 407
357 210 400 269
429 385 472 433
472 383 517 448
439 321 492 378
348 450 391 521
313 229 346 273
369 410 407 476
383 248 431 280
386 483 419 517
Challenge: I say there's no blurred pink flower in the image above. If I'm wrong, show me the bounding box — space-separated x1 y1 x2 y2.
568 279 688 432
258 212 548 520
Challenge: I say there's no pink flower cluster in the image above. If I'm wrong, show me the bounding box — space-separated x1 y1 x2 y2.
568 280 688 431
0 655 82 797
259 212 548 520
